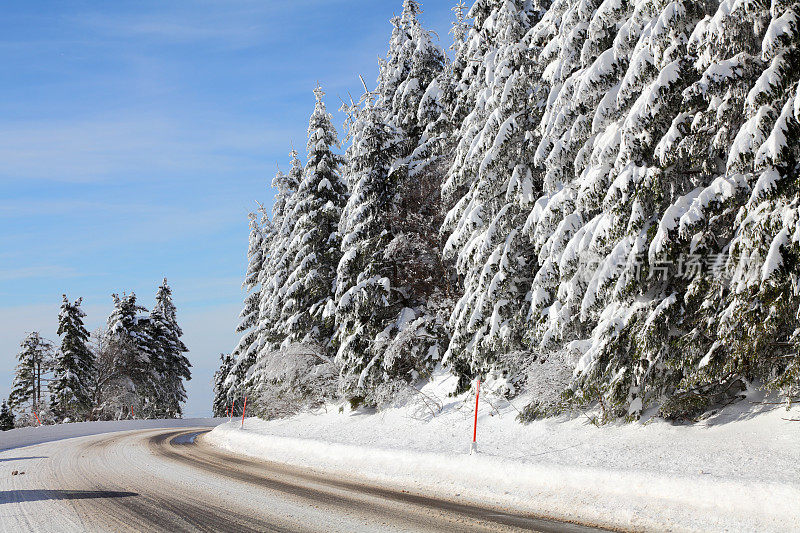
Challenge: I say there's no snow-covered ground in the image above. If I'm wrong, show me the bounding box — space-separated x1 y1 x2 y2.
0 418 224 452
207 371 800 532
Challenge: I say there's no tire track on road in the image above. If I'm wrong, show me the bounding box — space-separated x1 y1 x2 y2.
153 429 611 533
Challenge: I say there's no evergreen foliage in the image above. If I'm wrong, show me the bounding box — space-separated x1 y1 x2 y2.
334 0 451 402
105 292 155 416
228 211 268 395
51 296 94 421
212 353 234 417
280 85 347 348
335 92 403 393
258 150 303 355
441 0 543 391
149 279 191 418
10 332 53 418
220 0 800 422
95 286 190 420
2 289 188 422
0 400 14 430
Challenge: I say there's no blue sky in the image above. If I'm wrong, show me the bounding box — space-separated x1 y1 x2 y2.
0 0 453 417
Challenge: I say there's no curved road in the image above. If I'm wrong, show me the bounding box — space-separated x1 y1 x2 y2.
0 426 609 532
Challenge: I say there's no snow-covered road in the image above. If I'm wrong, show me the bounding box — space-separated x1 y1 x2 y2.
0 422 604 532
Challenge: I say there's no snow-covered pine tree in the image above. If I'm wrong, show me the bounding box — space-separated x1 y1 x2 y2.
335 92 403 395
658 0 800 414
256 150 304 356
335 1 450 401
226 148 306 413
244 148 341 416
9 332 53 419
247 160 303 390
228 211 268 400
380 1 452 392
279 85 347 350
513 0 800 421
717 0 800 404
106 293 155 417
50 295 94 421
149 279 191 418
514 0 719 419
0 400 14 430
391 1 446 142
249 152 343 415
397 0 451 214
441 0 542 391
212 353 234 416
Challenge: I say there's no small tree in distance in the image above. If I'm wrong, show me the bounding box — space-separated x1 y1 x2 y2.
0 400 15 430
10 332 54 422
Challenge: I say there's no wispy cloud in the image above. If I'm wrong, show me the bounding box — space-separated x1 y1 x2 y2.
0 204 249 271
0 114 296 183
70 2 289 49
0 265 82 282
77 16 266 48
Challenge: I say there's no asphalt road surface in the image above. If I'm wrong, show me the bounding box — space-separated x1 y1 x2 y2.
0 425 611 532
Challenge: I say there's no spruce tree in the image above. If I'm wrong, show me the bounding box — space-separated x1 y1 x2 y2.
247 153 306 394
0 400 14 430
229 210 268 395
279 85 347 349
10 332 53 418
379 2 451 395
659 0 800 413
518 0 718 418
50 295 94 421
212 353 234 417
335 93 403 393
441 0 541 389
515 0 800 419
335 2 450 400
106 293 154 417
149 279 191 418
258 150 303 355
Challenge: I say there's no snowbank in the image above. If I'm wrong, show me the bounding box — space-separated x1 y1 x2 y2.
0 418 223 452
206 372 799 532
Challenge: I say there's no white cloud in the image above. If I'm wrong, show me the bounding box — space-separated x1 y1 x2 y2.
0 265 81 282
0 114 295 183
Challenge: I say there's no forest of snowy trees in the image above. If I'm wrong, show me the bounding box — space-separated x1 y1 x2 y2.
3 279 191 428
215 0 800 423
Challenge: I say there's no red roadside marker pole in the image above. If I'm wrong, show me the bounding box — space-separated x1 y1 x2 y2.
240 396 248 429
34 411 41 426
470 378 481 454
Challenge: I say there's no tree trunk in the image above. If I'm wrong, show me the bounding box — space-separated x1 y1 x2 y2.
36 362 41 413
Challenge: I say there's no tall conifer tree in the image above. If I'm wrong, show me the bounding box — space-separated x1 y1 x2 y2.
106 293 154 416
228 212 267 400
212 353 234 417
51 296 94 421
441 1 541 389
149 279 191 417
279 85 347 349
10 332 53 418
